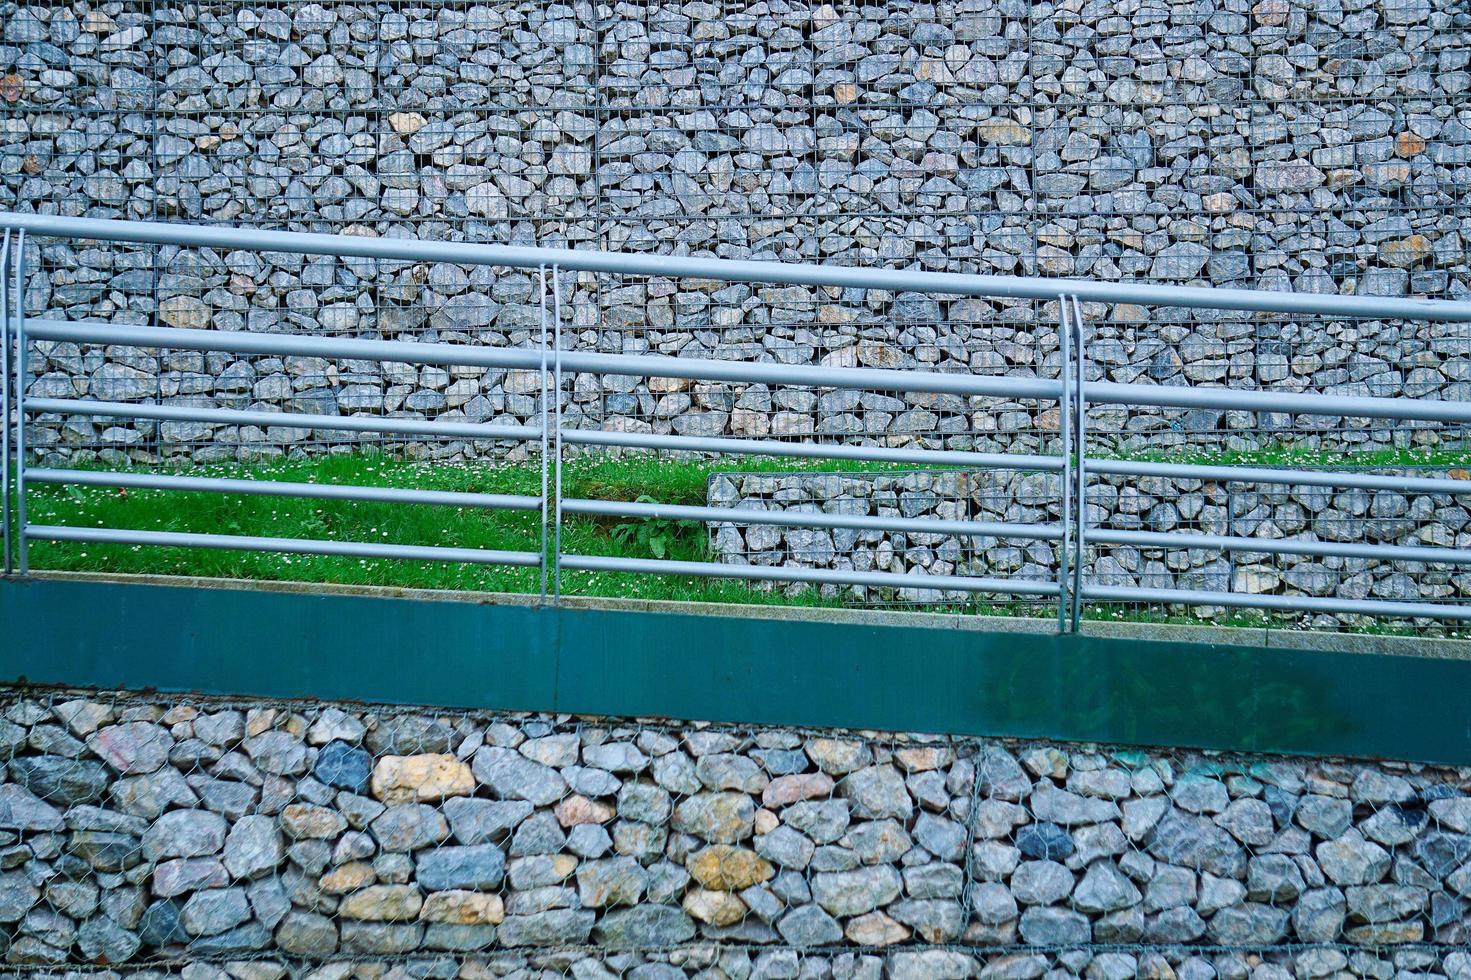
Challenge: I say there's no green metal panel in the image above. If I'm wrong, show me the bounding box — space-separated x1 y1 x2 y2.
2 576 1466 764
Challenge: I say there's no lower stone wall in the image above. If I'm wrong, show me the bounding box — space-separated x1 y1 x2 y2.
705 469 1471 626
6 947 1471 980
1 688 1470 975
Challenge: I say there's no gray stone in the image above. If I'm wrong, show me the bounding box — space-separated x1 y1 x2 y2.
593 906 695 948
180 887 251 936
143 809 228 861
88 723 174 774
0 784 64 831
1208 903 1289 944
77 915 141 963
1146 811 1246 877
223 814 283 879
1072 861 1142 913
472 746 567 805
1317 830 1391 885
1018 906 1091 945
444 797 535 844
138 900 189 947
777 904 844 945
496 910 595 947
810 865 902 917
277 910 338 955
673 792 757 843
370 804 450 852
416 844 507 890
1015 822 1075 861
313 740 372 793
840 764 911 819
8 755 110 805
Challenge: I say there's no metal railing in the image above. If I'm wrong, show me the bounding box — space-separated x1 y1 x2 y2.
4 212 1471 632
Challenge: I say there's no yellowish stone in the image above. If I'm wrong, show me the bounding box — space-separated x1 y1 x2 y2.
686 845 774 891
683 888 746 926
389 112 427 136
320 861 376 894
338 884 423 921
976 118 1031 145
371 754 474 803
420 890 505 925
1378 235 1432 268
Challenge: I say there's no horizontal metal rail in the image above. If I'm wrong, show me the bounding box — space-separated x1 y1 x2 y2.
27 319 1057 402
561 428 1059 471
560 554 1061 597
26 526 541 568
28 318 1471 424
27 469 542 512
1081 584 1471 622
1088 459 1471 497
563 498 1063 542
1089 528 1471 565
28 397 540 443
8 211 1471 322
7 213 1471 632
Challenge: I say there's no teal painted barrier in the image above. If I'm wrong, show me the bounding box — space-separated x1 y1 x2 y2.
2 576 1465 764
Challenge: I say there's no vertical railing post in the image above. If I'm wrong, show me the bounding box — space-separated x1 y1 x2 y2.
1 229 11 576
538 264 550 603
1070 294 1086 633
552 264 564 601
1056 294 1071 633
13 230 26 576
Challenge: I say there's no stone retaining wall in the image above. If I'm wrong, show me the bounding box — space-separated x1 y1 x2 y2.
705 469 1471 624
1 688 1470 974
5 0 1471 463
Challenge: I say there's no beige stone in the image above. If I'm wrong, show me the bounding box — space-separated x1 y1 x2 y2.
388 112 427 136
320 862 376 894
683 888 746 926
371 754 474 803
894 747 955 773
555 794 615 827
976 118 1031 146
339 884 423 921
420 890 505 925
762 773 834 808
686 845 774 891
845 911 911 946
648 375 692 394
281 803 346 839
159 296 210 330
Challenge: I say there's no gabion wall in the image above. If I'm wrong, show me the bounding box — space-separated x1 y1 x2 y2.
704 468 1471 629
4 0 1471 464
2 689 1471 974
